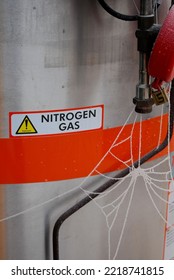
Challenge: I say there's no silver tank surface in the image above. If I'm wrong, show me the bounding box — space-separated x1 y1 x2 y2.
0 0 172 259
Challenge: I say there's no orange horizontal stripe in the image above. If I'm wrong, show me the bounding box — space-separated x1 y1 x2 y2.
0 114 173 184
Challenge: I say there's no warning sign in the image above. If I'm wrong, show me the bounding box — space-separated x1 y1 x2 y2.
10 105 103 137
16 115 38 135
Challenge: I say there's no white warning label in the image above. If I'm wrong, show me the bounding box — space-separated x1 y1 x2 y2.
10 105 103 137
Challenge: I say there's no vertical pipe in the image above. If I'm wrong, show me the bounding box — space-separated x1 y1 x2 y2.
135 0 154 107
140 0 153 15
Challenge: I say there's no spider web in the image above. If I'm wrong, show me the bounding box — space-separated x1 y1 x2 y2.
0 93 173 259
78 89 174 260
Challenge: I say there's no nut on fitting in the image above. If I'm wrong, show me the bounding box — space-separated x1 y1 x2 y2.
133 96 154 113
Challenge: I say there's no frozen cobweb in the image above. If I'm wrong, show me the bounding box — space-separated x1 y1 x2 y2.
0 90 173 259
0 94 173 260
77 88 174 259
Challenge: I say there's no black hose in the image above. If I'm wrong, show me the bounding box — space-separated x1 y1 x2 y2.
97 0 161 21
53 81 174 260
97 0 138 21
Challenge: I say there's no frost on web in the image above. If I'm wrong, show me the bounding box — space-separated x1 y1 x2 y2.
79 93 174 259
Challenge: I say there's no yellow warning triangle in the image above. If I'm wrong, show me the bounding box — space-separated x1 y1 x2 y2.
16 115 38 134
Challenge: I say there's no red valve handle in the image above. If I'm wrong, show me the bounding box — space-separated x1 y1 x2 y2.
148 6 174 89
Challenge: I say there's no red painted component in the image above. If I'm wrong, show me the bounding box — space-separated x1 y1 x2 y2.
148 6 174 89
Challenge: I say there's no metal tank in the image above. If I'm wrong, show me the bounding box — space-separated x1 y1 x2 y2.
0 0 173 260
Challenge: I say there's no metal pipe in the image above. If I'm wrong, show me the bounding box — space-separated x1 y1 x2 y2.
136 53 150 100
140 0 153 15
138 0 153 96
134 0 155 113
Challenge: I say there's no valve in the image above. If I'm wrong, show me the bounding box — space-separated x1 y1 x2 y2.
133 51 154 114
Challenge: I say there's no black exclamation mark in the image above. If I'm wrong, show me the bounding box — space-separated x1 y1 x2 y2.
25 118 28 130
